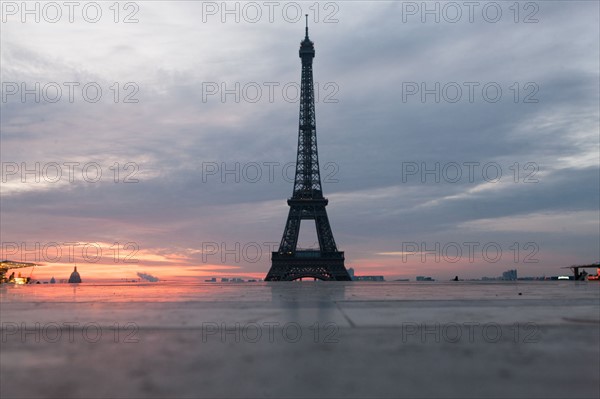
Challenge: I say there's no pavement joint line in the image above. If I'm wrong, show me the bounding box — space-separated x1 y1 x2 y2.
334 301 356 328
561 317 600 324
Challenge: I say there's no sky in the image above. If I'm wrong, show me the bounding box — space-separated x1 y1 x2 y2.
1 1 599 282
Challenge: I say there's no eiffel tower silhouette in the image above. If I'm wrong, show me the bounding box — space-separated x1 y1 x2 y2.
265 17 352 281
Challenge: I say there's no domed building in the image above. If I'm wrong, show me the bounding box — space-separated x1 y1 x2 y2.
68 266 82 283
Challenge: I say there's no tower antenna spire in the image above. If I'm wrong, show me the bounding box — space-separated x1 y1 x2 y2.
305 14 309 38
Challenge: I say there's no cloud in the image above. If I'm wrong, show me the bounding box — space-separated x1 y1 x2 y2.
1 1 598 280
458 211 599 234
137 272 159 282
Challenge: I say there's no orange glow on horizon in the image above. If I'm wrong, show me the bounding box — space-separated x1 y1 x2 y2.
2 242 575 282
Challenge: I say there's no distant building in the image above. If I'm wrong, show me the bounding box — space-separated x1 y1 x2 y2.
50 277 56 284
416 276 434 281
501 269 518 281
221 278 229 282
354 275 385 281
68 266 82 283
347 268 355 280
205 278 216 282
347 268 383 281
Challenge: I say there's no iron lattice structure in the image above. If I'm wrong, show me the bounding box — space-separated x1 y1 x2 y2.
265 19 352 282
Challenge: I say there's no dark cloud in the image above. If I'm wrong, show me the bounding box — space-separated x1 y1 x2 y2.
1 2 598 279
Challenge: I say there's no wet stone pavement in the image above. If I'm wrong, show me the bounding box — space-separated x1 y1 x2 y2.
1 281 599 398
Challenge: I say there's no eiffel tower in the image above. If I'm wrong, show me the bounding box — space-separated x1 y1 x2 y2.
265 17 352 282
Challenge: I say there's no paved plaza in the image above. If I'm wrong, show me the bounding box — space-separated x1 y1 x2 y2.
1 281 599 398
